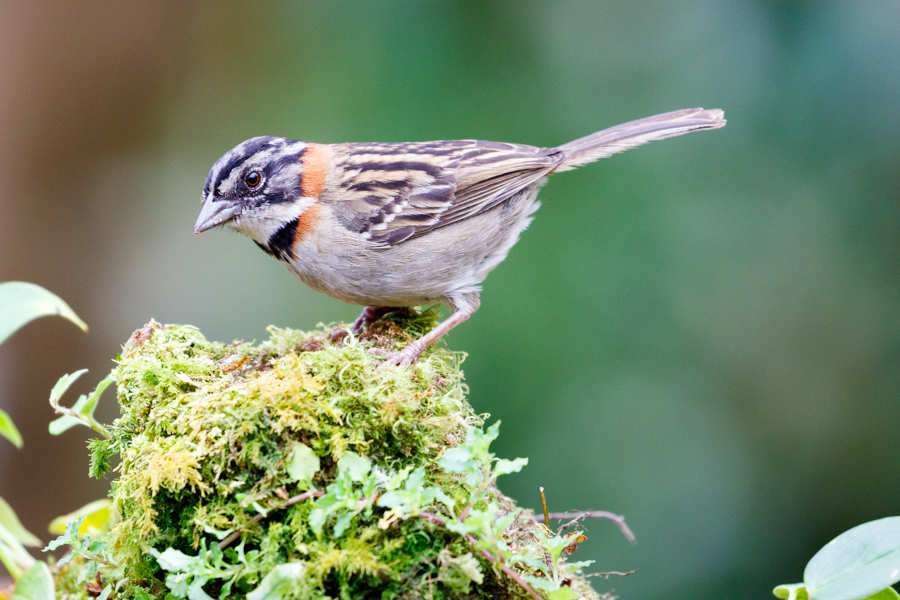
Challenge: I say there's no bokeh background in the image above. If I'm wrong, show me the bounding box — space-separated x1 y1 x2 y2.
1 1 898 598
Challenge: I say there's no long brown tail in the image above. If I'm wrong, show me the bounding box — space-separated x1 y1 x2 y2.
554 108 725 172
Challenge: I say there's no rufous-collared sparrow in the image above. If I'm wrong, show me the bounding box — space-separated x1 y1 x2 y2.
195 108 725 365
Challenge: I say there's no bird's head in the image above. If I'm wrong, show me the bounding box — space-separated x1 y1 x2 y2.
194 136 311 245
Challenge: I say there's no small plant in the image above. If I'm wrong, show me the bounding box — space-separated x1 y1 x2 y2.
0 282 88 454
773 517 900 600
0 282 87 597
39 313 630 599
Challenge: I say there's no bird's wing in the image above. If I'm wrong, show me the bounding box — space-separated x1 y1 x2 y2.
324 140 561 245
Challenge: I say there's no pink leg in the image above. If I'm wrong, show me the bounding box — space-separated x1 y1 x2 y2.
351 306 393 334
382 309 472 367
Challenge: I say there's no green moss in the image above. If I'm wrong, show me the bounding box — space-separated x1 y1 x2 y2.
60 311 608 600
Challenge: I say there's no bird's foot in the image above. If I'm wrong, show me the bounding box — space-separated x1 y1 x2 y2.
378 341 425 368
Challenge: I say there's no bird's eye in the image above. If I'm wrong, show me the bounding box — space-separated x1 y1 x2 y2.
245 170 262 188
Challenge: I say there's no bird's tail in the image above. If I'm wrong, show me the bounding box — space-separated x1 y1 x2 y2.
554 107 726 172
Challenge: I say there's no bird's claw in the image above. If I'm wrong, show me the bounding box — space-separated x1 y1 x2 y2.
377 343 424 368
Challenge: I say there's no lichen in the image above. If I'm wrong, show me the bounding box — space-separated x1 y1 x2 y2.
55 310 609 600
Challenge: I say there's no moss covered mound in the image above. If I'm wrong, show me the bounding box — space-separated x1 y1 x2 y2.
64 311 606 600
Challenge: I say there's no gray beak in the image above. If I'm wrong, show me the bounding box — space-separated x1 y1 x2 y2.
194 197 240 233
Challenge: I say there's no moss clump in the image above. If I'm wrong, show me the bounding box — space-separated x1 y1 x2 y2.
57 310 609 600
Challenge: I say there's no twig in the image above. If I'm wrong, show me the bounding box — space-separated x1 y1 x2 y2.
420 512 543 600
533 511 635 542
539 487 550 530
586 570 637 578
436 476 541 599
50 404 110 438
284 489 324 506
458 477 492 522
219 490 323 550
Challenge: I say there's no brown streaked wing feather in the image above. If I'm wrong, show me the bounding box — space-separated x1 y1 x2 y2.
438 141 561 227
322 140 561 245
324 141 462 245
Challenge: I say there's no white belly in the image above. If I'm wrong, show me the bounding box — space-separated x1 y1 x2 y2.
285 185 542 307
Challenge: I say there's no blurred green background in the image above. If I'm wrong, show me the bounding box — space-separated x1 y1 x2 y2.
0 1 897 598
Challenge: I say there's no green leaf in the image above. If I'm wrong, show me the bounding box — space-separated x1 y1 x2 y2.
863 589 900 600
521 574 557 593
773 585 808 600
48 373 113 435
333 512 354 538
336 452 370 482
791 589 900 600
444 519 480 536
0 282 87 346
44 518 83 554
10 561 54 600
433 489 456 512
0 521 36 579
187 585 214 600
533 529 574 565
308 509 326 537
192 520 234 541
47 403 86 435
0 497 41 546
437 445 475 474
439 423 510 487
247 562 307 600
805 517 900 600
564 559 595 572
285 443 319 484
149 542 243 600
460 422 500 465
511 554 549 575
437 551 483 593
48 369 88 410
450 552 483 585
78 375 114 422
151 547 201 572
776 588 900 600
547 587 580 600
48 499 111 536
0 409 23 449
494 457 528 476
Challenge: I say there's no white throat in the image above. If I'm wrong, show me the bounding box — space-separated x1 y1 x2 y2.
230 198 316 245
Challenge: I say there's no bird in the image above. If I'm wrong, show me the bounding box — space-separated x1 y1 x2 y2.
195 107 725 366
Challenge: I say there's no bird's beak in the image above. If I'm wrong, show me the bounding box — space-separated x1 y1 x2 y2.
194 196 240 234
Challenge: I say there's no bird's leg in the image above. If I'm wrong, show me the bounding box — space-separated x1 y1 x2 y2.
331 306 393 343
351 306 393 334
382 293 479 367
382 309 472 366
